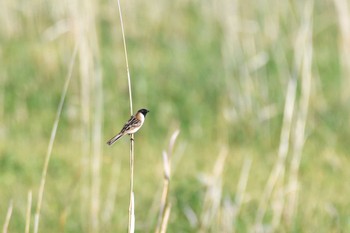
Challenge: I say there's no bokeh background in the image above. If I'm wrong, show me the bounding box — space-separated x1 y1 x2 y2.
1 0 349 232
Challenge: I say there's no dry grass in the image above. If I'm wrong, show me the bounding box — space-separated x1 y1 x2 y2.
25 191 32 233
0 0 349 232
116 0 136 231
34 43 78 233
2 200 13 233
155 130 180 233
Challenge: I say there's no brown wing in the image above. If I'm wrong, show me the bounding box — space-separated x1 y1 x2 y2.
120 116 142 134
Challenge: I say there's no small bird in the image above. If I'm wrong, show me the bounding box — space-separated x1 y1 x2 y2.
107 108 149 146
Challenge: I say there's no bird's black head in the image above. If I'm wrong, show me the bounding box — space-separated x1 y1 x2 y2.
138 108 149 116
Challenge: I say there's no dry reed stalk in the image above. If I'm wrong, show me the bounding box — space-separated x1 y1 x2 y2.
116 0 135 231
25 190 32 233
270 81 298 229
128 140 135 233
155 130 180 233
2 200 13 233
333 0 350 103
286 0 313 224
159 203 172 233
129 192 135 233
254 77 297 232
154 153 170 232
34 44 78 233
117 0 133 115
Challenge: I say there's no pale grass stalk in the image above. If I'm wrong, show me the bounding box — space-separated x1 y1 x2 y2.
129 192 135 233
25 190 32 233
286 0 314 223
167 130 181 159
128 137 135 233
117 0 133 115
232 158 252 229
159 203 172 233
147 133 184 232
254 77 297 232
155 152 170 233
155 130 180 233
34 44 78 233
333 0 350 102
183 206 198 228
235 158 252 207
271 83 298 228
2 200 13 233
146 187 164 232
221 157 252 233
116 0 135 231
199 148 227 232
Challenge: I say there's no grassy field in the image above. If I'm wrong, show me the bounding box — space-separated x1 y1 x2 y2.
1 0 350 232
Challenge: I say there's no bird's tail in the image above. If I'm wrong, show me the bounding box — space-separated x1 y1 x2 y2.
107 133 123 146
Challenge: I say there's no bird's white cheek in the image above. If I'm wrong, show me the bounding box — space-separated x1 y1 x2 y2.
138 114 145 122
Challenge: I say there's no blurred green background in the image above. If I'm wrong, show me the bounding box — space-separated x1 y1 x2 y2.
1 0 350 232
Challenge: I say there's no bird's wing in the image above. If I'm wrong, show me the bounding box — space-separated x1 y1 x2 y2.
120 116 142 134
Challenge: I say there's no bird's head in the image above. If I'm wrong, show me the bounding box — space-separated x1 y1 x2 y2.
138 108 149 117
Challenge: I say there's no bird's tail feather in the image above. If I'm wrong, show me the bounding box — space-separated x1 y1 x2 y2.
107 133 123 146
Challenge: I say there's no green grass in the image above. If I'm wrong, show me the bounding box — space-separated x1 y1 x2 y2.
1 0 350 232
